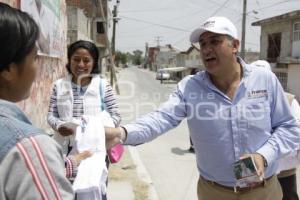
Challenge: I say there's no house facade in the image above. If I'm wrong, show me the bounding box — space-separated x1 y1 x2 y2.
252 10 300 98
156 44 181 69
185 46 203 69
66 0 112 62
175 46 204 77
146 47 160 71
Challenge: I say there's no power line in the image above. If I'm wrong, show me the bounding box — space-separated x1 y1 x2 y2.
119 7 180 13
119 15 190 32
118 7 211 37
118 7 207 35
209 0 232 17
209 0 241 15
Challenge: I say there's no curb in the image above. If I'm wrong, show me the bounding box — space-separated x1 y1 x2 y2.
128 146 160 200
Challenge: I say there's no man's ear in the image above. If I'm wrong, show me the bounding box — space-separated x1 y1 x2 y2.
0 63 17 82
232 39 240 54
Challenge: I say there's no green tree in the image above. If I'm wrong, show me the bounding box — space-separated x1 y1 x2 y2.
115 51 128 67
132 50 143 65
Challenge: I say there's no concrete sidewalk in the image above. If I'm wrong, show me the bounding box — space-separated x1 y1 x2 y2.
106 146 156 200
107 181 134 200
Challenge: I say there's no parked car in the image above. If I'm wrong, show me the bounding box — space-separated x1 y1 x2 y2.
156 69 170 80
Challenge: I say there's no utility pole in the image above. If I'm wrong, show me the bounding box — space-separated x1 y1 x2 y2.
154 36 163 47
111 0 120 86
241 0 247 59
111 3 118 54
98 0 120 94
144 42 149 69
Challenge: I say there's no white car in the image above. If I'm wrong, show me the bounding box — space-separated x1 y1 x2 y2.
156 69 170 80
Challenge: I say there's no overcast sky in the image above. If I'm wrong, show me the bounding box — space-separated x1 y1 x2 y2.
109 0 300 53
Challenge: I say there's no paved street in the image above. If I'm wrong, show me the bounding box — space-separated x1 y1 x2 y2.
116 66 198 200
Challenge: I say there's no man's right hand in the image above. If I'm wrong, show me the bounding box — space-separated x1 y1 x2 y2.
104 127 124 149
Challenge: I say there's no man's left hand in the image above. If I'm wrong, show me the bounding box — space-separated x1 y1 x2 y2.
240 153 265 179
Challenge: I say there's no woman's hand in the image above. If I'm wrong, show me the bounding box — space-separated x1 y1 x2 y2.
73 151 93 165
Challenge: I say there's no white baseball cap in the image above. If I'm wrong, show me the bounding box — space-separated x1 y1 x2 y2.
190 16 238 43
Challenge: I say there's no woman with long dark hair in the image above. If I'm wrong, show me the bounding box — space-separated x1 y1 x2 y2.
47 40 121 199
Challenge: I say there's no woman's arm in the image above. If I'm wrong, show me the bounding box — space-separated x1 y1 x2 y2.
47 84 65 131
104 82 121 126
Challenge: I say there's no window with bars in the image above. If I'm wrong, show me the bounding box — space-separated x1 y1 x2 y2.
294 22 300 41
274 71 288 90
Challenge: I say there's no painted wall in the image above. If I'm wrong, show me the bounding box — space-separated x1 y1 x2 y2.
0 0 68 131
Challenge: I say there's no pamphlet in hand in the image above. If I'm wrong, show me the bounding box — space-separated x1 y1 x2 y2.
233 156 263 188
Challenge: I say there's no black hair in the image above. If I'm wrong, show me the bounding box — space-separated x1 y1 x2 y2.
0 3 39 71
66 40 100 74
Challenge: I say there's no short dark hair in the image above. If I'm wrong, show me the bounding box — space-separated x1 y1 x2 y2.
66 40 100 74
0 3 39 71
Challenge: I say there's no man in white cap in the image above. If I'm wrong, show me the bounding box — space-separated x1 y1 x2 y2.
104 16 300 200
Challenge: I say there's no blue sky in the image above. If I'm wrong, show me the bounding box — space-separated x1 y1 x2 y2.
109 0 300 53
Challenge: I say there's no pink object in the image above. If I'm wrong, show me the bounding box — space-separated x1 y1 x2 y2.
107 144 124 163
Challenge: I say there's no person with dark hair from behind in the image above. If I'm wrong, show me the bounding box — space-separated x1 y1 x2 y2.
47 40 121 199
0 3 74 199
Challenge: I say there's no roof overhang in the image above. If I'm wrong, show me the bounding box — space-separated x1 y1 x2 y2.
252 10 300 26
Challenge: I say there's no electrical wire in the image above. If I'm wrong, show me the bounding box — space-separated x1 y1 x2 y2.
208 0 241 14
119 15 191 32
119 7 180 13
209 0 232 17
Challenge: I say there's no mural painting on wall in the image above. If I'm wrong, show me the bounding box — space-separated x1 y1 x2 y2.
21 0 64 57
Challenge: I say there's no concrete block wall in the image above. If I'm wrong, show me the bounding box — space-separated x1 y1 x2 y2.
66 0 107 46
260 20 293 60
67 6 91 44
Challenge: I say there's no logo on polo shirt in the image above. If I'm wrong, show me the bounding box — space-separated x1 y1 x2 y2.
247 90 268 99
